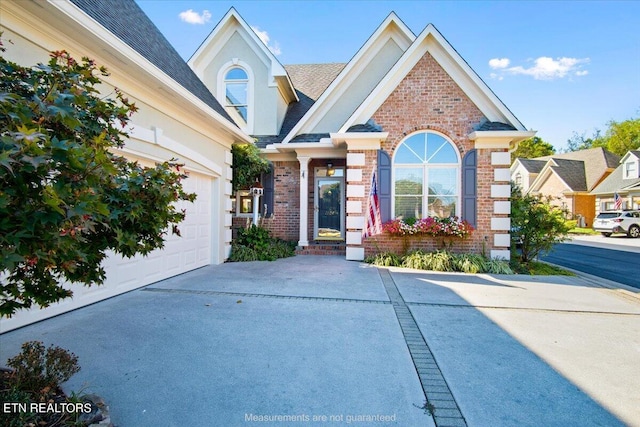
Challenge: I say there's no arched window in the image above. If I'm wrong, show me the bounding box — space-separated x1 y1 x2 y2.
393 131 460 219
224 67 248 126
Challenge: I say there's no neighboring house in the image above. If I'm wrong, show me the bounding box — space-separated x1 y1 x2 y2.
510 158 546 193
190 8 535 262
511 148 620 227
592 150 640 211
0 0 251 332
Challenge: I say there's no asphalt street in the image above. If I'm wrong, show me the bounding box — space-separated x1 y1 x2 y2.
541 242 640 289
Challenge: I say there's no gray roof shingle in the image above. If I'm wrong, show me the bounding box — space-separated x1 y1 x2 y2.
549 159 588 191
254 63 345 147
518 158 546 174
592 152 640 194
70 0 235 124
477 121 517 131
536 147 621 191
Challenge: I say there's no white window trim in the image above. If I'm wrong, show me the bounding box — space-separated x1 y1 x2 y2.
217 59 255 134
391 130 462 219
623 159 638 180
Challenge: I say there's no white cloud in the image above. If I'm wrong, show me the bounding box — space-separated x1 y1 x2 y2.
489 58 510 69
251 26 282 56
490 56 590 80
179 9 211 25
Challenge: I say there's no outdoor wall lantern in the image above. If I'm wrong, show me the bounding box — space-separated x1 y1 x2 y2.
327 162 335 177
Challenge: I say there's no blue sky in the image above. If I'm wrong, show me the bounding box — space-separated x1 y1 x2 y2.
135 1 639 151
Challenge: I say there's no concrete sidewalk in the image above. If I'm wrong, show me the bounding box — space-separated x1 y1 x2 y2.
1 256 639 426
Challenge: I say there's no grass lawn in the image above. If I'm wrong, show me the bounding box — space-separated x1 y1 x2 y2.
568 227 598 235
510 260 575 276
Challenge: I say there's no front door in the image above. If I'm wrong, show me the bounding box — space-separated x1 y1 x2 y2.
314 168 344 240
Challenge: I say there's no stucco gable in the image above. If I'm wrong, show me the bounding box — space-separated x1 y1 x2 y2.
188 7 296 103
281 12 415 143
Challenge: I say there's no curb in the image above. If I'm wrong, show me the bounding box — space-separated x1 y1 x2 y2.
542 261 640 303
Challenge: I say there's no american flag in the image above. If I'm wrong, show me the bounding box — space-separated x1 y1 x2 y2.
614 192 622 210
363 171 382 237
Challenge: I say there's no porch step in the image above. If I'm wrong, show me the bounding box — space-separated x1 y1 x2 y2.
296 242 347 256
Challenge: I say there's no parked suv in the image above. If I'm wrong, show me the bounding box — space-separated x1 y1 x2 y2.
592 210 640 238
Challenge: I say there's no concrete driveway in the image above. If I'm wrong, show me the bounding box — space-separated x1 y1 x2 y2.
1 256 638 426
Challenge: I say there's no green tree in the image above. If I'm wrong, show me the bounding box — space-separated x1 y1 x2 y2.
231 143 270 191
565 129 605 152
0 49 195 316
601 117 640 155
510 185 571 263
511 136 555 163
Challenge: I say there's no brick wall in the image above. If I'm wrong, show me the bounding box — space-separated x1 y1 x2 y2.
363 52 496 257
259 161 300 241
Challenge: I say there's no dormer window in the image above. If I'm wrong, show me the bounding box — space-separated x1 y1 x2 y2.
224 67 248 126
624 159 638 179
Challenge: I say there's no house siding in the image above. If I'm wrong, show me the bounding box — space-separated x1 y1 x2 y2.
363 52 494 256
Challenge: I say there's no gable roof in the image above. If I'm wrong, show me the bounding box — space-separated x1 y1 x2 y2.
620 150 640 163
254 63 345 147
341 23 527 133
69 0 235 124
516 158 546 174
592 150 640 194
550 159 588 192
281 12 416 144
529 158 587 193
189 7 297 103
591 164 640 194
536 147 620 190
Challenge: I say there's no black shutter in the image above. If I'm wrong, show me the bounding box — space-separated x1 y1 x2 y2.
261 164 274 218
461 149 477 227
378 150 392 222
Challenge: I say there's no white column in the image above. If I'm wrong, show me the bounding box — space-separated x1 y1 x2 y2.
298 156 311 246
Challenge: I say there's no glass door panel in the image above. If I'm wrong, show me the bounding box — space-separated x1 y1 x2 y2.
316 178 343 239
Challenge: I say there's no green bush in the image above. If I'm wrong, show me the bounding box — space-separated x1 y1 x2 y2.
367 250 516 274
453 253 487 274
484 258 514 274
401 250 430 270
229 225 295 262
365 252 401 267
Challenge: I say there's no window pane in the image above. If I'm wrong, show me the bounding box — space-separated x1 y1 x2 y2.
226 83 247 106
230 106 247 122
395 196 422 220
226 68 248 80
428 168 457 195
397 133 427 163
426 134 458 163
394 168 422 195
428 196 456 218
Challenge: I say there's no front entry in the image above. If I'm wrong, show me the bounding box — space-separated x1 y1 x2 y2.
314 167 345 240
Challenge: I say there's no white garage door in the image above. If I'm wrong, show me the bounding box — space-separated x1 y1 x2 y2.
0 171 215 333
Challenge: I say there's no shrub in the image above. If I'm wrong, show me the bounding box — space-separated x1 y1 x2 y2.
453 253 487 274
511 185 571 263
0 341 85 427
6 341 80 394
229 225 295 262
401 251 430 270
485 258 514 274
365 252 402 267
